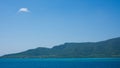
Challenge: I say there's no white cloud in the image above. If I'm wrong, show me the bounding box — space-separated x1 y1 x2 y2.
18 8 30 13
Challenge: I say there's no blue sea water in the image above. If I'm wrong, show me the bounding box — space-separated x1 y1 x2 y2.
0 58 120 68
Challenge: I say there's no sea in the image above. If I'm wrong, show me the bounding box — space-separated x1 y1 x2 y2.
0 58 120 68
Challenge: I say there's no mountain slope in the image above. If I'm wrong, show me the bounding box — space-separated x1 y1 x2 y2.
1 37 120 58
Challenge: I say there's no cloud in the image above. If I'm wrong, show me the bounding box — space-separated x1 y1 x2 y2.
18 8 30 13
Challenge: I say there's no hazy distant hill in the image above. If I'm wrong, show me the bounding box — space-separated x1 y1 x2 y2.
1 37 120 58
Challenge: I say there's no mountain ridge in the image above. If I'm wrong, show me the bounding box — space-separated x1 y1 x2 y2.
1 37 120 58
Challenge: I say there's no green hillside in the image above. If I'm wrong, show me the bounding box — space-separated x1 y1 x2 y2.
1 37 120 58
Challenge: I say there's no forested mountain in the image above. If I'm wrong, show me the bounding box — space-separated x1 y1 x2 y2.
1 37 120 58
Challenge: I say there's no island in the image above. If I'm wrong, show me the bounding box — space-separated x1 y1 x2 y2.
1 37 120 58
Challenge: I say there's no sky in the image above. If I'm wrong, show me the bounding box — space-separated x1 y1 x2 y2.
0 0 120 56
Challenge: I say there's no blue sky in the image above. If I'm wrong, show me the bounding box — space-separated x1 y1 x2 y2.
0 0 120 55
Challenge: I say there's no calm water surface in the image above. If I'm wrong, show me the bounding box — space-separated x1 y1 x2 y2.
0 58 120 68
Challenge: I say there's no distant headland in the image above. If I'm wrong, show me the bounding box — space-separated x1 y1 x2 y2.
1 37 120 58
